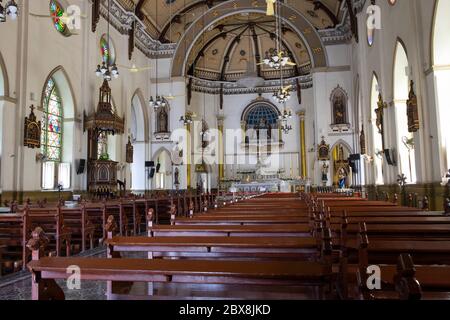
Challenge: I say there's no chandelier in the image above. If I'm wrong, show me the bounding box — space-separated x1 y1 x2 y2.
261 49 295 70
94 0 119 81
0 0 18 22
179 112 194 125
279 109 292 120
95 62 119 81
281 122 292 134
272 85 291 104
149 96 167 109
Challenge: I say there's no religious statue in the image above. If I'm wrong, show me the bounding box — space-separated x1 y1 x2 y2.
255 117 271 141
338 167 347 189
158 107 168 133
318 137 330 160
375 93 387 135
407 80 420 133
360 125 366 155
321 162 329 185
333 96 346 124
174 167 180 186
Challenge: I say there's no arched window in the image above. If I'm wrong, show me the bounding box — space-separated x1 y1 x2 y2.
41 77 70 190
393 41 416 183
245 104 279 128
433 0 450 173
371 75 384 185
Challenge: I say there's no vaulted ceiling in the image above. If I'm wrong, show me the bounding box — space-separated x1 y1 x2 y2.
117 0 346 43
114 0 347 82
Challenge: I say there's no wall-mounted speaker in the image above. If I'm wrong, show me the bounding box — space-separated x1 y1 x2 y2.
149 168 156 179
348 154 361 174
156 163 161 173
384 149 397 166
76 159 86 174
145 161 155 168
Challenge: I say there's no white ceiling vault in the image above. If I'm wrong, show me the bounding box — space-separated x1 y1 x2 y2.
99 0 366 91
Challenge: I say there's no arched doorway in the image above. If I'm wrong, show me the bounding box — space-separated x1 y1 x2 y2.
393 40 416 183
153 148 172 190
331 141 352 187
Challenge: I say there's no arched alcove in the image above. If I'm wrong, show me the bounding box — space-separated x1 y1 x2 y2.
153 147 172 190
393 40 416 183
370 74 384 185
130 91 148 191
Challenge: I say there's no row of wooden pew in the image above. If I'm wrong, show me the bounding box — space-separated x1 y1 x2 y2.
26 193 337 300
22 192 450 299
0 192 218 276
305 193 450 300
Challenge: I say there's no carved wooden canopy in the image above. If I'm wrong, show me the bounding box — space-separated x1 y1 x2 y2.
84 80 125 135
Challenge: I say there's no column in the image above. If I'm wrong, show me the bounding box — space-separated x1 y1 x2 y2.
297 110 307 178
217 115 226 184
185 112 193 189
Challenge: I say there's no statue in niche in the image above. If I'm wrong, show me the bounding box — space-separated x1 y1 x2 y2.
256 117 271 141
375 93 387 135
407 80 420 133
338 167 347 189
333 96 346 124
158 107 168 133
330 86 348 125
174 167 180 186
321 162 329 185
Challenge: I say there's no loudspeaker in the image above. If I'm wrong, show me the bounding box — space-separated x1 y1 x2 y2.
156 163 161 173
149 168 156 179
76 159 86 174
145 161 155 168
348 154 360 174
384 149 396 166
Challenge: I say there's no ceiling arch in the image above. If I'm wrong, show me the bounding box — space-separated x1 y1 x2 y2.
171 0 328 78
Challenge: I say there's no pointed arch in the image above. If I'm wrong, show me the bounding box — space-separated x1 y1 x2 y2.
393 39 416 183
131 89 149 142
370 73 384 185
0 51 10 98
40 66 76 190
432 0 450 171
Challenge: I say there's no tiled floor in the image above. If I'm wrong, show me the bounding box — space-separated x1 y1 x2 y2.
0 247 325 300
0 247 108 300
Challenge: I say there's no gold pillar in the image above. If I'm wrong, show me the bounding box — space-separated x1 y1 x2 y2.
185 113 193 189
298 110 307 178
217 115 226 182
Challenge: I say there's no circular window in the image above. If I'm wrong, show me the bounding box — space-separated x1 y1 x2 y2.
49 0 71 37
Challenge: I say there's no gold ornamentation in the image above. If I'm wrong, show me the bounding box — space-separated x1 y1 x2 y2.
318 137 330 161
406 80 419 133
24 105 41 149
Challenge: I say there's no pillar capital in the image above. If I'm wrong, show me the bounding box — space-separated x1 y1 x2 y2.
216 114 226 126
297 110 306 119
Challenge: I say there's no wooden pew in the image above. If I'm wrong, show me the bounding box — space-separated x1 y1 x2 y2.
27 227 334 300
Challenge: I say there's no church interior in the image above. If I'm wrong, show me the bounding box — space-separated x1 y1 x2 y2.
0 0 449 302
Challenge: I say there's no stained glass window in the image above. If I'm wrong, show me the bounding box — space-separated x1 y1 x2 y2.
100 34 116 66
246 104 279 127
41 78 63 162
49 0 71 37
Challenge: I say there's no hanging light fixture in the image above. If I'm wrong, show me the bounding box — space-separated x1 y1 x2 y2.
149 1 164 109
279 109 293 120
0 0 18 22
272 85 292 104
179 113 193 125
260 48 295 70
94 0 119 81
